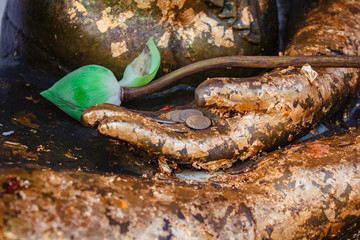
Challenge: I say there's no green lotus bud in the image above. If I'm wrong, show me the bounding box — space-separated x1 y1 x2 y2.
41 65 121 121
119 38 161 88
41 38 161 121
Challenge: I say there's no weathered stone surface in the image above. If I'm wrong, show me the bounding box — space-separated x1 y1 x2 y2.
0 0 278 79
81 0 360 172
1 0 360 239
1 127 360 239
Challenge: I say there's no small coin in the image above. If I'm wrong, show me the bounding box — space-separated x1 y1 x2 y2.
154 118 176 125
165 111 173 120
166 110 183 122
185 115 212 130
179 109 203 122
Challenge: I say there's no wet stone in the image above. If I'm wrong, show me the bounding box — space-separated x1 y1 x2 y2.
185 115 212 130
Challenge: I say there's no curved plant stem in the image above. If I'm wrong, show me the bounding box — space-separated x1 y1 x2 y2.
122 55 360 101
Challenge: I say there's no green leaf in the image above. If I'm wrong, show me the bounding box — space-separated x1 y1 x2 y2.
41 65 121 121
119 38 161 88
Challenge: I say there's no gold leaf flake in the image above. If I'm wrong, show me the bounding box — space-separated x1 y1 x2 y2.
134 0 155 9
301 63 318 84
73 1 87 13
157 31 171 48
111 41 128 57
96 10 134 33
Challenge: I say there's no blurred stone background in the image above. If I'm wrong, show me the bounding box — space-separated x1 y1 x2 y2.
0 0 7 34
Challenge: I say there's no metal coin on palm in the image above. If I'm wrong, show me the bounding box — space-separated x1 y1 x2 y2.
154 118 176 125
165 111 173 120
166 110 183 122
179 109 203 122
185 115 212 130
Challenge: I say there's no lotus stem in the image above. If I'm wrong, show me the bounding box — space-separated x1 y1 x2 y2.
122 55 360 101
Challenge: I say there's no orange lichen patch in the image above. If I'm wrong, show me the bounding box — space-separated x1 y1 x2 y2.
303 143 332 158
